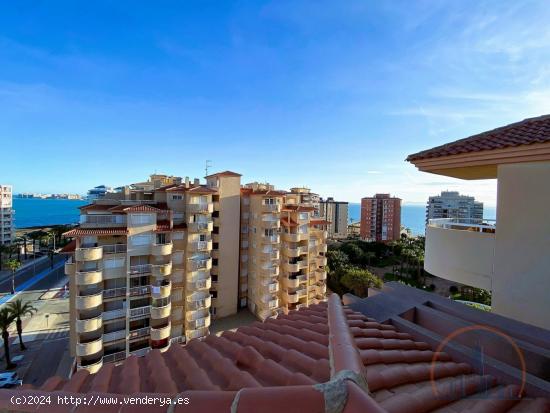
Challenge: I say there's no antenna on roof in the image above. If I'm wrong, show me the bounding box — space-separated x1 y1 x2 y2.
205 160 212 177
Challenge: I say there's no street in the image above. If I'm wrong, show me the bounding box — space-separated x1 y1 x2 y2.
0 254 72 386
0 254 65 295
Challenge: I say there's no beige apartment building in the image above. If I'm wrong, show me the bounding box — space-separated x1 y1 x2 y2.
239 184 328 320
64 172 327 373
408 114 550 330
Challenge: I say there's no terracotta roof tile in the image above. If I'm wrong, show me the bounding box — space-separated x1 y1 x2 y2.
1 291 549 412
123 205 162 213
407 114 550 162
63 227 129 237
59 239 76 253
79 203 115 211
205 170 242 178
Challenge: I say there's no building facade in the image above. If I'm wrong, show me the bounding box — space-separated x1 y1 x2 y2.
359 194 401 242
0 185 14 245
426 191 483 224
239 184 328 320
65 172 327 373
319 197 348 239
408 114 550 330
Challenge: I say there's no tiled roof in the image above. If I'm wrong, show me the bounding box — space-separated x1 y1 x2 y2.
407 114 550 162
79 203 115 211
2 292 548 412
250 190 287 196
205 170 242 178
172 223 187 231
63 227 129 237
282 205 316 212
154 221 172 232
59 239 76 253
165 184 218 194
310 219 331 226
123 205 163 213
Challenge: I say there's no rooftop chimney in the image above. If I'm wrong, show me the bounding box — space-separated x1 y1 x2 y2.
194 178 200 185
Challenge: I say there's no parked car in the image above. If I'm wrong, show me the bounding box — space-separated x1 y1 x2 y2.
0 372 22 389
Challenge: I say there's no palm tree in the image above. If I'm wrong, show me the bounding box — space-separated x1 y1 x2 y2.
7 299 37 351
0 308 16 369
6 259 21 295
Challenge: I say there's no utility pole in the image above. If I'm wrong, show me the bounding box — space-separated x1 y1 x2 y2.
205 160 212 177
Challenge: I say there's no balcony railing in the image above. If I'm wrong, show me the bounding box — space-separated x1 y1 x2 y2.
129 326 150 340
129 305 151 318
103 329 126 343
80 214 126 226
129 264 152 276
103 287 127 299
102 244 127 254
129 347 151 357
102 308 126 321
103 351 126 364
428 218 496 233
129 285 150 296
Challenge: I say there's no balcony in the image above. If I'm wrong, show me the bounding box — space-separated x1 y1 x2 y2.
187 203 214 214
151 322 171 341
260 265 279 277
128 285 149 297
102 244 127 254
186 308 209 322
77 357 103 374
152 262 172 277
103 351 126 364
102 287 126 300
103 329 126 343
261 217 280 229
187 314 211 330
76 336 103 357
102 308 126 321
151 302 171 319
296 288 308 298
424 218 495 291
75 245 103 261
283 291 299 304
317 256 328 266
186 326 209 341
80 214 126 227
282 232 308 243
315 270 327 282
317 284 327 295
261 203 281 213
283 276 299 289
318 244 328 253
75 291 103 310
262 234 280 244
130 347 151 357
186 292 211 310
152 241 173 256
76 269 103 286
129 326 150 340
190 277 211 290
283 260 307 273
151 281 171 299
188 257 212 272
188 239 213 252
129 264 152 277
262 281 279 293
187 220 214 233
129 305 151 319
64 262 76 276
261 249 279 260
75 315 103 334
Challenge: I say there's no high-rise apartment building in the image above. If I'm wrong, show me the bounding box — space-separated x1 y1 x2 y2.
319 197 349 239
0 185 14 245
360 194 401 242
426 191 483 224
239 184 328 320
64 172 327 373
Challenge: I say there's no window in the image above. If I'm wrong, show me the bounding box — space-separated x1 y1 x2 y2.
172 195 183 201
131 234 151 246
104 257 124 269
130 214 153 225
199 234 207 242
264 198 276 205
299 212 309 220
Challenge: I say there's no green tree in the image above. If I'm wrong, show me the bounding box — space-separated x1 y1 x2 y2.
7 299 38 351
341 268 383 298
326 249 350 273
27 230 48 257
6 259 21 295
0 308 16 369
340 242 364 265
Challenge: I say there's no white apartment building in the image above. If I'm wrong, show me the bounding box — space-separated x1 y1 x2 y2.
426 191 483 224
319 197 349 239
0 185 15 245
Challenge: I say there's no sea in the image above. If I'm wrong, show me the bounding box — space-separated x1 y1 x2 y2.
12 198 496 236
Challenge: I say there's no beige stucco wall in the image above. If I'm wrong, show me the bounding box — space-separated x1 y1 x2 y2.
424 225 494 291
214 176 241 318
492 162 550 330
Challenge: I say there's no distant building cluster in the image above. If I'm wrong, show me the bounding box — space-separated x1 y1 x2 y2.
17 192 83 200
0 184 15 245
319 197 348 239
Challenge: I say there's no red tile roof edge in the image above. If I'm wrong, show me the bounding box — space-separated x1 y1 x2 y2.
62 227 129 237
406 113 550 162
205 170 242 178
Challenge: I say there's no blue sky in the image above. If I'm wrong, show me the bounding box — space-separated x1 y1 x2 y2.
2 1 550 205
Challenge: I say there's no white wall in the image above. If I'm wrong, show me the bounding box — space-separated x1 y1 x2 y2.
492 162 550 330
